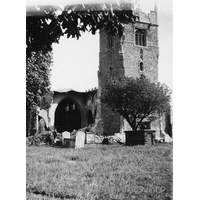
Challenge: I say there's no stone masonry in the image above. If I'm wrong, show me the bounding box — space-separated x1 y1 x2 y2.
97 6 159 134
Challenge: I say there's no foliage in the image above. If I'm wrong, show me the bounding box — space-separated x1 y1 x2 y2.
26 51 52 112
26 144 172 200
26 1 138 53
101 76 171 130
26 135 42 146
26 132 54 146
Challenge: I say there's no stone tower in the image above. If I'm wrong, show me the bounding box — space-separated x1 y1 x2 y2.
96 6 159 135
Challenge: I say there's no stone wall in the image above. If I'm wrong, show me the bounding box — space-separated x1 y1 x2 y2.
97 29 123 134
98 7 159 134
123 23 159 83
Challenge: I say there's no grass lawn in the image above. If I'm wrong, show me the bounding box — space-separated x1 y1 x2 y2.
26 143 172 200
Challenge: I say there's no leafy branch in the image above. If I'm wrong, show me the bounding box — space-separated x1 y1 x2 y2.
26 2 138 54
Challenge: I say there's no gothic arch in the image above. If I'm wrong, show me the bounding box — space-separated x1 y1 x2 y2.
54 96 83 133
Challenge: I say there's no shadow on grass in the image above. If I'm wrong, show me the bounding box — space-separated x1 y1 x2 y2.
27 189 76 200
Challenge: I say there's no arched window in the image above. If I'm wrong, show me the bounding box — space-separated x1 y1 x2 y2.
135 29 146 46
140 49 143 60
135 33 138 45
72 103 76 110
140 62 144 71
65 105 69 112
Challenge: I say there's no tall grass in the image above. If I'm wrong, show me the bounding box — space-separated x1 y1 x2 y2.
27 144 172 200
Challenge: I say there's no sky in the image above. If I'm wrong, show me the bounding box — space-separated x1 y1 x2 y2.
50 0 173 92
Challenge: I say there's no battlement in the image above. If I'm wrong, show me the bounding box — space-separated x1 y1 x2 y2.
85 87 97 93
135 7 157 25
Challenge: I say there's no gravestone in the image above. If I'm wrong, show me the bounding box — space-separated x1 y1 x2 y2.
62 131 71 146
75 131 85 149
62 131 71 138
63 138 75 148
85 132 95 144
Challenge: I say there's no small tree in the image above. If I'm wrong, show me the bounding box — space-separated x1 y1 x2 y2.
26 51 52 135
26 51 52 112
101 76 171 131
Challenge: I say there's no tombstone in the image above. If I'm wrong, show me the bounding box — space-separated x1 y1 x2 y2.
63 138 75 148
85 132 95 144
75 131 85 149
62 131 71 146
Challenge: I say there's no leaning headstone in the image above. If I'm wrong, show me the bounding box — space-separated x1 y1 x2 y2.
75 131 85 149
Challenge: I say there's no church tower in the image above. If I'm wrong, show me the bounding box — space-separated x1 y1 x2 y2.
97 6 159 134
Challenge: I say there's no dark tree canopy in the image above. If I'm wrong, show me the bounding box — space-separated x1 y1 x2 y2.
26 1 138 54
101 76 171 130
26 51 52 112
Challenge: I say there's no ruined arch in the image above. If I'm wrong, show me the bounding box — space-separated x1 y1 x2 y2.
54 97 83 133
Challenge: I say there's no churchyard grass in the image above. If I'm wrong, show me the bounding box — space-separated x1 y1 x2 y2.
26 143 172 200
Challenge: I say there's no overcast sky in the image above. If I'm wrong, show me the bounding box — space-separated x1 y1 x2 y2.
50 0 173 92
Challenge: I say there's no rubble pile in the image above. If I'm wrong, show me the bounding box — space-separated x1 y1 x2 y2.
94 132 125 145
94 135 104 144
27 120 126 147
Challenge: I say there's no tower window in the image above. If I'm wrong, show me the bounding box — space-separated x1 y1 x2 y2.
135 29 146 46
140 49 143 59
140 62 144 71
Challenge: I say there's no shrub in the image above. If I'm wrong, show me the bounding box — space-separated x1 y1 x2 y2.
26 131 54 146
